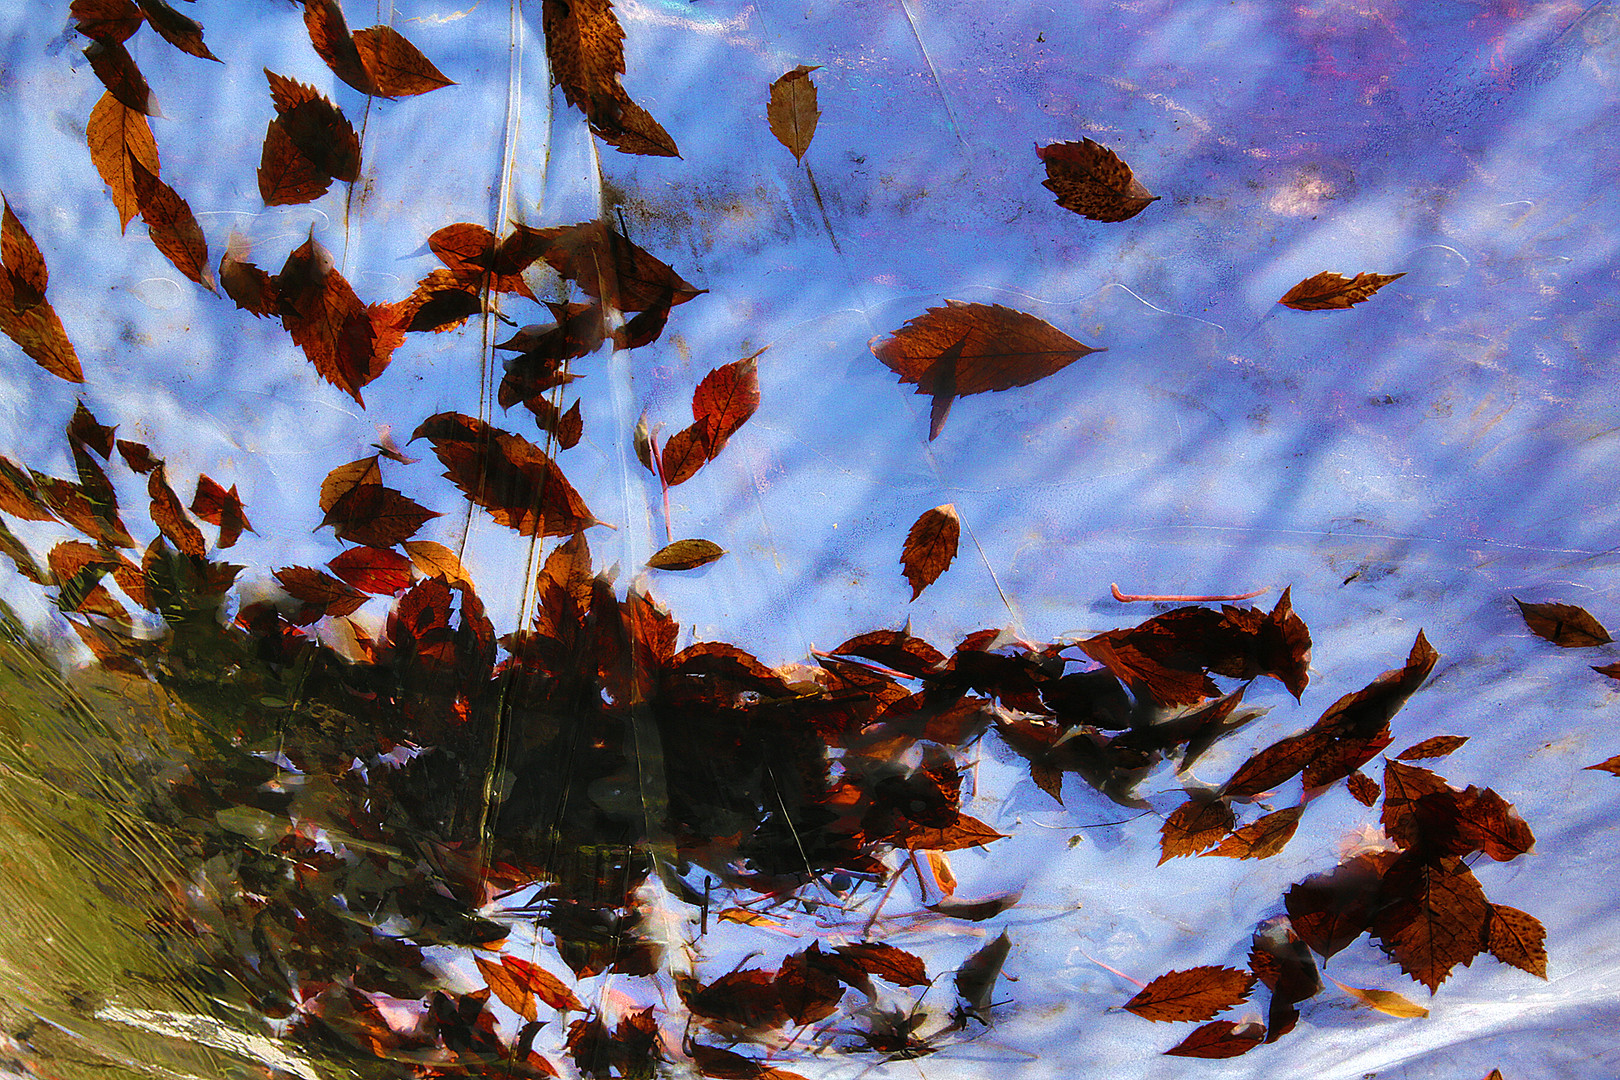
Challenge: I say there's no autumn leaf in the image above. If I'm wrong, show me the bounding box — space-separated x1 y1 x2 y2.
832 943 928 987
428 223 543 299
302 0 376 95
1328 977 1428 1018
1038 139 1158 222
259 119 333 206
1284 850 1397 959
321 483 438 548
115 439 158 474
899 504 960 601
647 539 724 571
534 219 703 312
954 930 1010 1016
72 0 144 44
1370 854 1491 993
276 233 386 403
1200 804 1306 860
926 892 1020 921
659 351 763 485
1159 794 1236 863
392 269 481 333
85 40 155 116
86 92 160 233
871 301 1101 439
274 565 369 618
0 198 82 382
327 546 413 595
148 464 205 557
319 455 382 514
1395 735 1467 761
135 0 218 62
129 158 212 289
412 412 597 537
351 26 455 97
1381 759 1450 850
541 0 677 156
1294 628 1437 790
891 812 1006 852
0 457 55 521
1515 597 1611 647
190 475 252 548
402 539 471 587
1123 966 1257 1022
767 65 820 162
1279 271 1405 311
475 954 537 1021
1585 754 1620 775
1162 1020 1264 1058
1486 904 1547 979
1346 771 1380 807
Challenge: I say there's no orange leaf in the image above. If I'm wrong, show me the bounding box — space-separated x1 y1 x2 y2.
352 25 455 97
767 65 820 162
135 0 218 61
1158 794 1235 863
1279 270 1405 310
1162 1019 1265 1058
319 455 382 514
900 504 959 600
1037 139 1159 222
1346 771 1380 807
892 812 1005 852
1515 597 1611 647
1123 966 1257 1022
86 92 160 233
1328 977 1428 1018
148 464 206 557
190 475 252 548
402 539 471 587
1585 754 1620 775
1486 904 1547 979
0 198 81 382
258 118 334 205
1200 805 1305 860
1396 735 1468 761
1369 854 1490 993
411 412 597 538
475 954 536 1022
130 158 212 289
692 350 763 457
0 456 56 521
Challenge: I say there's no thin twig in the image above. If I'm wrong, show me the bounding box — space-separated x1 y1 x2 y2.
1110 583 1270 603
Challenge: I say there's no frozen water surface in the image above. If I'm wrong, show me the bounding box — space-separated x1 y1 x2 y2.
2 0 1620 1078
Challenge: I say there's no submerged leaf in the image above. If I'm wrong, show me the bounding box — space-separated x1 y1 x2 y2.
1037 139 1158 222
647 539 724 571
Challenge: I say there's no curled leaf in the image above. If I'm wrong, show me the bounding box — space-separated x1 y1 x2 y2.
1279 271 1405 311
1038 139 1158 222
1329 977 1428 1018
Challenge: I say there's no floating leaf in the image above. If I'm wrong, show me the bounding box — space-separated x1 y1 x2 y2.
402 539 471 586
954 930 1010 1016
85 40 155 115
1200 804 1305 860
1328 977 1428 1018
303 0 376 95
86 92 160 233
872 301 1101 439
535 219 703 312
1515 598 1611 647
1486 904 1547 979
541 0 677 156
1159 794 1235 863
1162 1020 1265 1058
1585 754 1620 776
926 892 1020 921
135 0 218 62
71 0 144 44
1346 771 1380 807
321 484 439 548
274 565 368 617
412 412 597 537
1396 735 1468 761
900 504 959 601
0 197 82 381
276 234 385 403
352 25 455 97
130 158 212 289
647 538 724 571
1123 966 1257 1023
767 65 820 162
190 475 252 548
1037 139 1158 222
1369 855 1490 993
327 546 413 595
1279 271 1405 310
148 464 206 557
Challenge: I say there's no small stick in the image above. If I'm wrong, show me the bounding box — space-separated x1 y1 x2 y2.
1079 948 1147 990
861 862 908 938
1111 583 1270 603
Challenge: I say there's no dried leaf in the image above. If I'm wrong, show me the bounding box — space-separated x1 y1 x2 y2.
1381 759 1450 850
1299 629 1438 790
1396 735 1468 761
327 546 413 595
535 219 703 312
412 412 597 537
715 908 787 929
302 0 377 95
925 850 956 895
429 223 542 299
0 456 56 521
148 464 206 557
402 539 471 586
833 943 928 987
130 158 212 289
1370 855 1490 993
475 954 537 1022
1346 771 1380 807
692 351 763 456
926 892 1020 921
1279 271 1405 311
1038 139 1159 222
277 234 383 403
0 199 81 381
954 930 1010 1015
1585 754 1620 776
541 0 677 156
86 92 160 233
1159 794 1236 863
1515 598 1611 647
1487 904 1547 979
1284 850 1396 959
85 40 155 116
1200 804 1305 860
258 118 333 205
872 301 1101 439
135 0 218 61
555 400 583 449
900 504 959 600
1162 1020 1265 1058
1123 966 1257 1023
1328 977 1428 1018
892 812 1006 852
66 402 116 459
319 455 383 514
352 25 455 97
767 65 820 162
647 538 724 571
274 565 368 617
321 484 439 548
190 475 252 548
115 439 158 474
72 0 144 44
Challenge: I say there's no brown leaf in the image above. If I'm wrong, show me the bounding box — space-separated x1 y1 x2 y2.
352 25 455 97
1370 854 1490 993
926 892 1021 921
1516 598 1611 647
1487 904 1547 979
539 0 673 155
1299 629 1438 790
0 295 81 381
1159 794 1236 863
591 93 680 157
832 943 928 987
0 456 56 521
1585 754 1620 775
321 483 439 547
277 233 383 403
115 439 159 474
1162 1020 1265 1058
258 118 334 205
692 351 763 457
767 65 820 162
148 464 206 557
411 412 596 537
556 399 583 449
1594 661 1620 683
327 546 413 595
72 0 144 44
302 0 377 95
219 234 278 316
428 223 540 299
85 40 155 116
892 812 1006 852
402 539 471 586
130 158 212 289
1123 966 1257 1023
266 72 361 177
190 475 252 548
1279 271 1405 311
274 566 368 617
1484 1072 1505 1080
689 1043 764 1079
66 402 116 460
1396 735 1468 761
1382 759 1450 850
1284 850 1397 959
900 504 960 601
872 301 1101 439
1346 771 1381 807
1201 804 1306 860
86 92 160 233
134 0 216 60
1038 139 1159 222
659 424 709 486
319 454 382 514
475 954 536 1022
1221 729 1328 800
647 538 724 571
954 930 1010 1016
535 219 703 312
0 519 49 585
394 269 482 332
